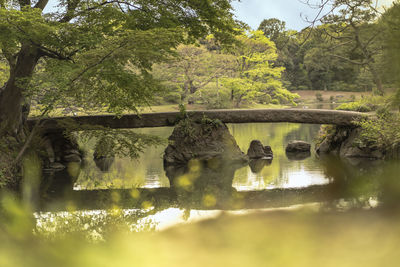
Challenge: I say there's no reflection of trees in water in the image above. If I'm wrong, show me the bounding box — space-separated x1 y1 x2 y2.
94 157 115 172
35 205 158 240
74 127 172 189
283 124 320 146
68 123 389 195
72 123 327 191
317 155 388 209
229 123 302 187
229 123 325 188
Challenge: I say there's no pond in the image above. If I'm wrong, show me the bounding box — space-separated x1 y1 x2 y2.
35 122 390 234
73 123 326 190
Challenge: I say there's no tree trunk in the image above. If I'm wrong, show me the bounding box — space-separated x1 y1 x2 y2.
189 81 197 94
0 44 40 137
368 64 384 96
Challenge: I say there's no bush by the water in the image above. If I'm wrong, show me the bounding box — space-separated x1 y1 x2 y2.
336 102 373 112
336 96 384 112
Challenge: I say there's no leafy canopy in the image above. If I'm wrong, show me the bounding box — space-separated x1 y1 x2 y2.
223 30 298 107
0 0 237 115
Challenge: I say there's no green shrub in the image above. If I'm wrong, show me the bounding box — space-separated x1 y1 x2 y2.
257 94 272 104
336 95 385 112
356 110 400 150
271 99 280 105
336 102 372 112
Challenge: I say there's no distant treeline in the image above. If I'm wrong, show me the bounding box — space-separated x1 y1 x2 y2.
151 1 400 107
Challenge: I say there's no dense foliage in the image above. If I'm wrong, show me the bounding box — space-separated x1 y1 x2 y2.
255 0 399 94
0 0 238 134
153 30 298 108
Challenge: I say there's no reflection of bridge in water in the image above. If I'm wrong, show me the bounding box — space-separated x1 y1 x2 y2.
29 108 369 131
40 153 374 212
39 184 347 212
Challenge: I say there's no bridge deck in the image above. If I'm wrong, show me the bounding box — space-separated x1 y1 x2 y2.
28 108 369 131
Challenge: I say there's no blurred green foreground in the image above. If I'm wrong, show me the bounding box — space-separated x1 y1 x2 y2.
1 162 400 267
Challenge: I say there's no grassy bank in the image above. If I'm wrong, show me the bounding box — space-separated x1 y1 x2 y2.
28 90 372 118
293 90 371 104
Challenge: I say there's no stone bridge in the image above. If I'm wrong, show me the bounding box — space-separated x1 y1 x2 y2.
28 109 369 131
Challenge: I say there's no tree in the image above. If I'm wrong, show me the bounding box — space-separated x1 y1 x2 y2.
258 18 312 91
315 0 385 95
0 0 238 187
0 0 237 137
258 18 287 49
381 1 400 87
153 42 236 103
223 30 298 107
381 1 400 109
302 26 360 91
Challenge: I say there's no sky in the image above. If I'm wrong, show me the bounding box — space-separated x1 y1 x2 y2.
43 0 397 31
231 0 396 31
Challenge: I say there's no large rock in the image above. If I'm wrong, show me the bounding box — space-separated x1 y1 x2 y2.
42 132 83 167
286 141 311 153
315 126 384 159
247 140 273 159
339 128 384 159
164 119 248 166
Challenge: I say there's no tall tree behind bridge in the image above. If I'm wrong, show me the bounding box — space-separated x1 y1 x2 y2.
258 18 312 91
312 0 385 95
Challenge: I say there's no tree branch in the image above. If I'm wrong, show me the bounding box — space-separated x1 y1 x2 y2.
59 0 146 23
69 42 126 86
33 0 49 10
10 20 74 61
330 54 367 65
12 107 50 166
37 46 73 61
59 0 81 23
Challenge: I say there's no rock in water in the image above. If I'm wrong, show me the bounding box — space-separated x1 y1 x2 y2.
247 140 273 159
315 126 384 159
286 141 311 153
164 119 248 166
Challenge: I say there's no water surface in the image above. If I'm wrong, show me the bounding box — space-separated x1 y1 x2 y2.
74 123 327 191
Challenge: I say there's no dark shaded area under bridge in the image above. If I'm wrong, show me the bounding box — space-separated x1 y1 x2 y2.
37 183 360 212
28 109 370 131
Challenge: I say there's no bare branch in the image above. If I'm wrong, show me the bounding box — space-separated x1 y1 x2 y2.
298 0 335 45
33 0 49 10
